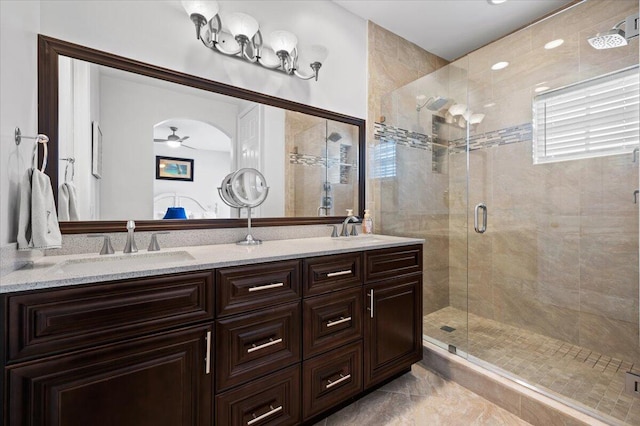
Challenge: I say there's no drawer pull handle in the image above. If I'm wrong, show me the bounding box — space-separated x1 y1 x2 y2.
247 338 283 353
205 330 212 375
326 316 352 328
248 405 283 425
367 290 374 318
248 282 284 292
327 270 352 278
326 373 351 389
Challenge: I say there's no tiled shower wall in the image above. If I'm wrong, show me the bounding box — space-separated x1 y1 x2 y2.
380 0 639 363
450 0 640 363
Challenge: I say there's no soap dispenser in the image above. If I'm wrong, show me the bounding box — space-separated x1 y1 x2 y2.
362 209 373 234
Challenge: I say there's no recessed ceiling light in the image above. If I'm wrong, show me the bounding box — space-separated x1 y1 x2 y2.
488 0 508 4
544 39 564 49
535 86 550 93
491 61 509 70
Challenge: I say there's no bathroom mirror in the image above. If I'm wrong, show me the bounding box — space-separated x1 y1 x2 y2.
38 35 365 234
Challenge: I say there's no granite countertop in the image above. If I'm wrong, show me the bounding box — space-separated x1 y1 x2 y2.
0 234 424 294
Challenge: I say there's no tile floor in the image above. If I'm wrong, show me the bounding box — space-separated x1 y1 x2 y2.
423 307 640 425
315 362 531 425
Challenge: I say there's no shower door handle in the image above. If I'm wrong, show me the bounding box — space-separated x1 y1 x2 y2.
474 203 487 234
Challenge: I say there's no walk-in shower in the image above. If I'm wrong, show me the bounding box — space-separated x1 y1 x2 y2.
375 1 640 424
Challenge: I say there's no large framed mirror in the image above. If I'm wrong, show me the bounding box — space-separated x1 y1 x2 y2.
38 35 365 234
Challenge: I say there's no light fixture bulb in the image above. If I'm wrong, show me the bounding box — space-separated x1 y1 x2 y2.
308 44 329 64
268 30 298 54
448 103 468 116
167 141 181 148
488 0 507 4
181 0 219 21
491 61 509 70
226 12 259 39
544 39 564 49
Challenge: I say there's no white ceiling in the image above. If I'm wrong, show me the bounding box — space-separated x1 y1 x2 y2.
333 0 576 61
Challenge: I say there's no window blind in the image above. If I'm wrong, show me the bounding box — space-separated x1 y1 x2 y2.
372 141 396 178
533 66 639 164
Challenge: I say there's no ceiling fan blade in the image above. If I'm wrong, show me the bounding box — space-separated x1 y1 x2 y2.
154 138 168 142
181 143 197 150
177 136 190 142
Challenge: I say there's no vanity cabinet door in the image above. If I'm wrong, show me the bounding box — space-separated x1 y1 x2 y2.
364 274 422 389
5 324 213 426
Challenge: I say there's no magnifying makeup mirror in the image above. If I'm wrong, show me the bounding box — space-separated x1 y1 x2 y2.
218 168 270 245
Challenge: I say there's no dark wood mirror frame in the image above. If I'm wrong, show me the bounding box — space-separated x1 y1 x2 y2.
38 35 366 234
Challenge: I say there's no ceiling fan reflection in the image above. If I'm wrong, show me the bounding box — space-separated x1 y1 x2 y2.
154 126 195 149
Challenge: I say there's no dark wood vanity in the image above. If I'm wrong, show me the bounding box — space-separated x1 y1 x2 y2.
1 244 422 425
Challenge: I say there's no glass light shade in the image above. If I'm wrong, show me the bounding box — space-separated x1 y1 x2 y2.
226 12 259 39
181 0 219 20
307 44 329 63
268 31 298 54
448 104 467 116
469 113 485 124
167 141 181 148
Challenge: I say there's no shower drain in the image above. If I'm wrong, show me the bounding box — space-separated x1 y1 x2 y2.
440 325 456 333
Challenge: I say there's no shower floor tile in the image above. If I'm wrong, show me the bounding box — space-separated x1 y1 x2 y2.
424 307 640 425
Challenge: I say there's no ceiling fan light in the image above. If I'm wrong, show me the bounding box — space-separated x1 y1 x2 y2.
268 30 298 54
167 141 181 148
226 12 259 39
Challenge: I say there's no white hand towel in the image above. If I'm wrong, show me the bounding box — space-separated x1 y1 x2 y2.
59 182 79 221
17 168 62 250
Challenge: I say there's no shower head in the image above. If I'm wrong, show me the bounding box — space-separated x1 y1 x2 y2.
416 96 450 112
588 31 626 49
588 27 627 49
327 132 342 142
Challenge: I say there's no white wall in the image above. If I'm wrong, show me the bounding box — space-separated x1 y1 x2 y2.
0 0 367 245
261 106 286 217
0 1 40 246
39 1 367 118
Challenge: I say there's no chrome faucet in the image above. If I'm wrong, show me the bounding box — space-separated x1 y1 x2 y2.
123 220 138 253
340 210 359 237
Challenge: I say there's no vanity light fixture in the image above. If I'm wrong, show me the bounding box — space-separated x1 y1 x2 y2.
181 0 328 81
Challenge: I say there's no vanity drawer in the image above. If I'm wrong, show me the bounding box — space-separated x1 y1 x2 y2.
6 271 214 362
216 301 301 392
302 341 363 420
216 260 301 317
303 287 362 359
303 253 362 297
364 245 423 282
216 364 301 426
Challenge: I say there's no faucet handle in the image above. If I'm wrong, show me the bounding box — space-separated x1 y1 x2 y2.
148 231 170 251
88 234 115 255
327 225 338 238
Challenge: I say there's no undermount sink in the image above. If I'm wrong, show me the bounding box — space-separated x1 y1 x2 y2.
52 250 195 275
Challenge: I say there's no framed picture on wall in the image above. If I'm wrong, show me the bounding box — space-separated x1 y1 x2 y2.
156 156 194 181
91 121 103 179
